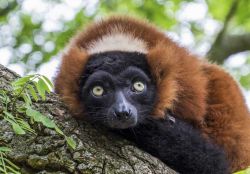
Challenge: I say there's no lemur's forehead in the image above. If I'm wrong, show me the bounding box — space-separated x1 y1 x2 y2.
82 51 152 85
86 32 148 54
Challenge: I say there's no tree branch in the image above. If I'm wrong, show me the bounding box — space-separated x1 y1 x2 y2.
207 33 250 64
207 0 241 63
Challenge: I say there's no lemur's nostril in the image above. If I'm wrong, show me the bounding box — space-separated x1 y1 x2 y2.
114 110 131 120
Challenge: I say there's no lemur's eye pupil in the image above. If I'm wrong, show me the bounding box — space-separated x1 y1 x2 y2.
92 86 104 96
133 81 145 92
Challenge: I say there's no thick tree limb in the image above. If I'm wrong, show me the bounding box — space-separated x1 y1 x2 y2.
207 33 250 64
206 0 250 64
0 64 177 174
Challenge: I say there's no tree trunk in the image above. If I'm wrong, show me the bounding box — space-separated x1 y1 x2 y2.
0 64 177 174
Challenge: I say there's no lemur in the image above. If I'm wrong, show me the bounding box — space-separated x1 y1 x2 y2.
55 16 250 174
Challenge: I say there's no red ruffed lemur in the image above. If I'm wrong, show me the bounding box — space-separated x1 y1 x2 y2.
55 16 250 174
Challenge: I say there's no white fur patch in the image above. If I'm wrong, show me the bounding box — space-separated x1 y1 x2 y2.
87 33 147 54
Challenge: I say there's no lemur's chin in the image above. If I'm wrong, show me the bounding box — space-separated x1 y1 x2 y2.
107 116 138 129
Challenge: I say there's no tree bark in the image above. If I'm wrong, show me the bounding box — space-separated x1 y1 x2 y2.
0 64 177 174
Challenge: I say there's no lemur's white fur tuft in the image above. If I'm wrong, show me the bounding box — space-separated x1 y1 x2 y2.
87 33 147 54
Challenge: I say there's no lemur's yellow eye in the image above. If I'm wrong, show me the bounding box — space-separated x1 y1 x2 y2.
133 81 145 92
92 86 104 96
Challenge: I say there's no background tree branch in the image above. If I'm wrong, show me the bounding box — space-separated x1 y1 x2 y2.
206 0 249 63
0 64 177 174
0 1 17 16
207 33 250 64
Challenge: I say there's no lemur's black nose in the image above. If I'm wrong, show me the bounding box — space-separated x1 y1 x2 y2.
114 110 131 120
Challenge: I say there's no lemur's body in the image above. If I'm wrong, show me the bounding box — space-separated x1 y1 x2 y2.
55 16 250 173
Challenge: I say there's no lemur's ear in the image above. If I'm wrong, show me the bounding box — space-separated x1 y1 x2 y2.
146 41 207 123
55 47 89 117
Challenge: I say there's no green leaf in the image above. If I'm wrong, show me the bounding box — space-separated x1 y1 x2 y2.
17 107 27 113
3 111 15 119
12 86 22 95
11 75 33 87
39 77 51 93
0 92 10 104
5 118 26 135
240 74 250 90
21 92 32 105
35 79 46 100
233 167 250 174
26 108 55 128
5 165 21 174
41 116 56 128
26 108 43 122
4 158 20 171
0 147 11 153
12 122 26 135
0 90 8 98
55 126 64 136
0 167 5 172
27 85 38 101
41 75 54 90
66 137 76 150
16 119 35 134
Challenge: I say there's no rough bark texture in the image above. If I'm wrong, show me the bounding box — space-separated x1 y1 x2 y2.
0 64 177 174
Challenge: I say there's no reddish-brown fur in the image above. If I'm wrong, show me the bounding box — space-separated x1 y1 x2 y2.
55 16 250 172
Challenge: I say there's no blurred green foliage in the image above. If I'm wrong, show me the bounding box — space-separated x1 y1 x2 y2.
237 56 250 90
0 0 249 90
207 0 250 31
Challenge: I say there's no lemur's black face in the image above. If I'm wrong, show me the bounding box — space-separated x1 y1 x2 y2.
80 51 157 129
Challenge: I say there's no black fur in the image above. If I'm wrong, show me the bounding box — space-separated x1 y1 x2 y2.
80 51 153 87
115 116 229 174
80 51 229 174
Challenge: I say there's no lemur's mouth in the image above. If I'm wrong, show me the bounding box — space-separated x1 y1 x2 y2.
107 115 138 129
